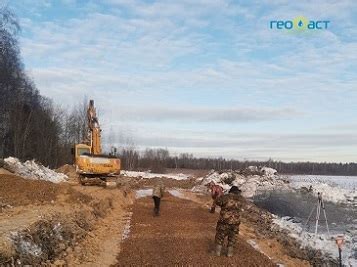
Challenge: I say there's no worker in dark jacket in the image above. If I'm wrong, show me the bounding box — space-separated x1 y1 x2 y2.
214 186 244 257
152 180 165 216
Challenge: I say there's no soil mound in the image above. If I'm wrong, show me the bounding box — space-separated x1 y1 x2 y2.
0 174 90 208
56 164 77 179
0 168 12 175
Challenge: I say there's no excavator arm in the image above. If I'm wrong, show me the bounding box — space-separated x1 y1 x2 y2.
87 100 102 155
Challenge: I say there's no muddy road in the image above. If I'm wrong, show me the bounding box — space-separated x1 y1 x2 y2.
115 193 274 266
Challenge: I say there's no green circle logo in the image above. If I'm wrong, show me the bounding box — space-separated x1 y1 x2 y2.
293 16 308 31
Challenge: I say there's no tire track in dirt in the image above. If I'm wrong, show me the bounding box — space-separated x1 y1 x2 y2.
115 194 274 266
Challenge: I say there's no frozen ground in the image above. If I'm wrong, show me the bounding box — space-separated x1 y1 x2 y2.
274 216 357 267
288 175 357 190
254 188 357 266
121 170 190 180
286 175 357 205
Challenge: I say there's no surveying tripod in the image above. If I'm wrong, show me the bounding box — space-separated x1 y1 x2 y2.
305 192 330 237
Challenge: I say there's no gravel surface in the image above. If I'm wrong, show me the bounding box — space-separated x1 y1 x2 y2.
115 194 274 266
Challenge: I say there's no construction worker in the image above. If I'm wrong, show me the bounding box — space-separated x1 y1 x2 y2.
206 181 224 213
152 180 165 216
214 186 243 257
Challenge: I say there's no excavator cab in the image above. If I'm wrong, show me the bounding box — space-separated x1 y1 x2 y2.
74 144 121 176
74 144 91 157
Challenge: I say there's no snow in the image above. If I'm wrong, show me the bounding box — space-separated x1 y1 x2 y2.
10 232 42 257
260 167 278 177
273 216 357 266
199 171 232 191
247 166 259 172
135 189 153 199
136 189 191 200
121 212 133 240
168 189 196 201
197 170 357 205
121 170 190 180
287 175 357 205
239 179 259 198
289 175 357 190
169 189 184 198
199 167 285 198
17 239 42 257
4 157 68 183
247 239 272 260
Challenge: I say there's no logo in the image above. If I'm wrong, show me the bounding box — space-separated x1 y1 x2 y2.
270 16 330 31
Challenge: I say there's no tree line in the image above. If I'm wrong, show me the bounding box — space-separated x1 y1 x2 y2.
1 7 356 175
0 7 89 167
118 148 357 176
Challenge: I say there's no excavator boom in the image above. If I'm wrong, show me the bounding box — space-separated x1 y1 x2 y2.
87 100 102 155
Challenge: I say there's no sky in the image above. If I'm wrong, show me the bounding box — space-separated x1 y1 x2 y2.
7 0 357 162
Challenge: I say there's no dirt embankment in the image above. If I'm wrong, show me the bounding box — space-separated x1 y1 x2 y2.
0 174 90 208
0 173 133 266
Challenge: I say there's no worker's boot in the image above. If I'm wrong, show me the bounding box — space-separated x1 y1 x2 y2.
227 246 234 257
154 208 160 216
215 244 222 256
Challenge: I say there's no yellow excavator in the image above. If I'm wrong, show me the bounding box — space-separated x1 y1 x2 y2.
73 100 121 185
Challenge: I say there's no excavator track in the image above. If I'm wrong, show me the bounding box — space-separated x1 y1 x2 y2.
79 175 118 188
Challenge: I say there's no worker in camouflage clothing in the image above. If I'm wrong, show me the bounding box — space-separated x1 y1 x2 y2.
214 186 244 257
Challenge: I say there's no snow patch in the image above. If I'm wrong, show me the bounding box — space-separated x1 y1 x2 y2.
247 239 272 260
121 170 190 180
199 167 286 198
135 189 153 199
169 189 184 198
273 216 357 266
121 212 133 240
260 167 277 177
287 175 357 205
10 232 42 257
4 157 68 183
168 189 195 201
289 175 357 190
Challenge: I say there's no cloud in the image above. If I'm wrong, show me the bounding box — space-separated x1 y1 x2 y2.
127 129 357 149
103 126 357 162
11 0 357 162
114 106 300 122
